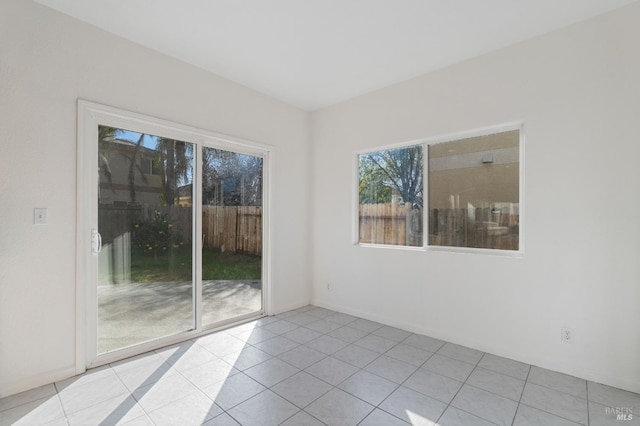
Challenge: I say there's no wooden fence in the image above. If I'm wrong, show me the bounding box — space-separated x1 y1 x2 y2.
99 203 262 255
359 203 519 250
430 207 519 250
359 203 422 246
202 206 262 255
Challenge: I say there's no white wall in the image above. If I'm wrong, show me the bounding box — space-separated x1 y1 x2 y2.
0 0 311 396
2 0 639 399
311 3 640 393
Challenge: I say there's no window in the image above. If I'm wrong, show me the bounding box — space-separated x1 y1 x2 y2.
357 144 424 247
78 100 270 367
428 129 520 251
140 157 160 176
356 125 522 252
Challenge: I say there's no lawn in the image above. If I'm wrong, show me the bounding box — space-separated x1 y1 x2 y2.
129 247 261 283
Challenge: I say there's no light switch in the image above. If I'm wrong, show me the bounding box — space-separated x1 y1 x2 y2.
34 208 47 225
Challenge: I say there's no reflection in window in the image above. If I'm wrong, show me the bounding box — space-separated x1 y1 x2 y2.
97 125 194 353
202 148 263 207
201 147 263 325
98 126 193 208
358 145 423 246
428 129 520 251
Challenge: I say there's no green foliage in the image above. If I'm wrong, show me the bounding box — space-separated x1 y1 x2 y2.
98 125 120 143
359 145 423 205
201 249 261 281
202 148 263 206
98 125 149 203
129 247 261 283
359 155 392 203
155 138 193 206
133 211 183 257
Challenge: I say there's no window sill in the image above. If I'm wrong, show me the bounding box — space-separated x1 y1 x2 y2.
356 242 524 258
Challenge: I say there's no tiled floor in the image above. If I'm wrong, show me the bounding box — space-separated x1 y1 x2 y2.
1 305 639 425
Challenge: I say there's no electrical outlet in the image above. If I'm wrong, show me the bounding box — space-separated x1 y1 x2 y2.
561 327 574 344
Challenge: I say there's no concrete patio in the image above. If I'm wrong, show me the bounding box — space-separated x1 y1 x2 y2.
98 280 262 353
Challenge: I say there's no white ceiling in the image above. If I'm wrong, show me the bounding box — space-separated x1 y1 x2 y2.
35 0 637 111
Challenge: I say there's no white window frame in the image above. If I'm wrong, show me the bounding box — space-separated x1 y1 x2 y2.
353 140 426 250
354 121 524 257
76 100 273 372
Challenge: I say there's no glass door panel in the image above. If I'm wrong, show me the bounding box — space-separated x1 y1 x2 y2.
97 125 194 354
201 147 263 325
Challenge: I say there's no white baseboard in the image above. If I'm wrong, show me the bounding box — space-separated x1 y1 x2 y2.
272 299 311 315
310 298 640 394
1 366 77 399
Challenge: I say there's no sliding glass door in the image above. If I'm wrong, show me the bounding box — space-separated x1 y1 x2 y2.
201 147 263 326
97 127 195 354
79 101 268 366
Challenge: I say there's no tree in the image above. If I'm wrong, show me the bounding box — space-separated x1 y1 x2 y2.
98 125 149 203
202 148 262 206
133 210 183 261
359 145 423 206
126 133 148 203
359 155 392 204
98 125 117 189
155 138 193 206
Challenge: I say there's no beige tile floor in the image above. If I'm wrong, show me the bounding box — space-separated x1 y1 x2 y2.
1 305 639 425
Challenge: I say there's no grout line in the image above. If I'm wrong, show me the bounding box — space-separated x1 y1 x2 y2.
434 351 486 425
357 339 440 425
50 381 72 423
585 380 590 426
6 306 631 425
510 364 532 426
517 367 588 426
240 316 374 422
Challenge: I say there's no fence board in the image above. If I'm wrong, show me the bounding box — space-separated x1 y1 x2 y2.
202 205 262 255
98 204 141 244
359 203 518 250
235 206 262 254
99 204 193 245
429 207 518 250
359 203 419 246
99 203 262 255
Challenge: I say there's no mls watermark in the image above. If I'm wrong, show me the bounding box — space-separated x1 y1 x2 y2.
605 407 633 421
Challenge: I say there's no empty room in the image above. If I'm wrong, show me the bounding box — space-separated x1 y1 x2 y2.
1 0 639 425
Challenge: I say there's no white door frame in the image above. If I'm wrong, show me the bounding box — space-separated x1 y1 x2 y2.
76 100 273 372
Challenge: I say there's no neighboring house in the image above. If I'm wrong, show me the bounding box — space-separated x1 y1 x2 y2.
98 138 165 206
177 183 193 207
428 129 520 212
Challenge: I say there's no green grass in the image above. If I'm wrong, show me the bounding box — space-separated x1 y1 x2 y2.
129 247 261 283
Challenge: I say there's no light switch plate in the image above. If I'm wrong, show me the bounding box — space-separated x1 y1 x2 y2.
34 208 47 225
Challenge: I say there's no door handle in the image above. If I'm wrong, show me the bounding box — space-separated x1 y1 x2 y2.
91 229 102 254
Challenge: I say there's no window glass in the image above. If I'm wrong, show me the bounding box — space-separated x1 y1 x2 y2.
428 129 520 251
358 144 423 246
201 147 263 325
97 125 194 354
